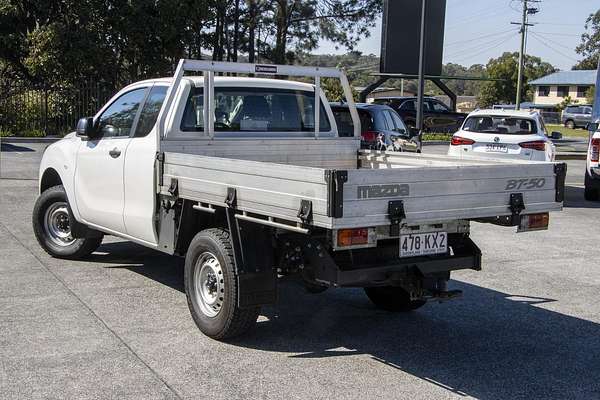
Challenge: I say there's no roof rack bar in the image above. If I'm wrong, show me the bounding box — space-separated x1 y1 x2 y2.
156 59 361 146
182 59 344 78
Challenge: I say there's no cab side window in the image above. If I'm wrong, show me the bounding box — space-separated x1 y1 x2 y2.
134 86 168 137
430 100 450 112
400 100 415 111
97 88 147 137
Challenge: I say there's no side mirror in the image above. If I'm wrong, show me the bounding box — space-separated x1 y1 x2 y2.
586 122 599 132
76 117 101 139
550 131 563 140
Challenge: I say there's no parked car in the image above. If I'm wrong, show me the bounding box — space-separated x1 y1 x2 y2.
448 109 559 161
585 121 600 201
330 102 419 152
371 96 467 133
561 105 593 129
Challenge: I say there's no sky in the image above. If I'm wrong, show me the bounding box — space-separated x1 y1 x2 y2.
316 0 599 71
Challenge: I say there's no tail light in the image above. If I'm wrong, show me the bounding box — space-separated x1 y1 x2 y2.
591 138 600 162
519 140 546 151
518 213 549 232
362 131 380 142
450 136 475 146
336 228 374 248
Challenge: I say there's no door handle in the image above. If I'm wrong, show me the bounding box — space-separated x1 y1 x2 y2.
109 147 121 158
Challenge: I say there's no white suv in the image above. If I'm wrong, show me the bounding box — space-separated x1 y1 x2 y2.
448 109 557 162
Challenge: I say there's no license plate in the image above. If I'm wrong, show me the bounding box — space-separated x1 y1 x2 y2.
485 143 508 153
400 232 448 258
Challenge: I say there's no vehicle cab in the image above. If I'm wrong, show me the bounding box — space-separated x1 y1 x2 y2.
448 109 558 161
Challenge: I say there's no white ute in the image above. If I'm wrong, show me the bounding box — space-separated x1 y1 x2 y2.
585 120 600 201
34 60 566 340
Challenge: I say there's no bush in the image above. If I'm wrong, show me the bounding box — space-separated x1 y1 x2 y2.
422 133 452 142
23 129 45 137
0 128 13 137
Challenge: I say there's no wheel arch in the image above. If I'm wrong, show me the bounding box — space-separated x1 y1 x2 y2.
40 168 63 193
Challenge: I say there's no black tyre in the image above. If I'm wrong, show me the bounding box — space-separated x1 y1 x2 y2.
184 228 260 340
32 185 103 259
584 172 600 201
364 286 426 312
565 120 575 129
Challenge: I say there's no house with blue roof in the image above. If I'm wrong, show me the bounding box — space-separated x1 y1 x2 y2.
529 70 596 106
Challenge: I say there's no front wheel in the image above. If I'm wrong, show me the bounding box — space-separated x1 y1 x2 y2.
364 286 426 312
32 185 102 259
184 228 260 340
565 120 575 129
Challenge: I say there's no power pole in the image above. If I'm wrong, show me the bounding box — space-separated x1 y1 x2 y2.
415 0 427 140
512 0 538 110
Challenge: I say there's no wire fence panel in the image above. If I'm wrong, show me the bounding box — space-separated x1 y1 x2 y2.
540 111 561 125
0 82 116 136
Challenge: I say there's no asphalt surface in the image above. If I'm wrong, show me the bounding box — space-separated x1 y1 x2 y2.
1 142 599 399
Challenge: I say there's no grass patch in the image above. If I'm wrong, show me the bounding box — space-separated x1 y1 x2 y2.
546 124 590 139
422 133 452 142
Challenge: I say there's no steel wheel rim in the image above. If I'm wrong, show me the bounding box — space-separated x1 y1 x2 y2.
194 252 225 318
43 202 75 247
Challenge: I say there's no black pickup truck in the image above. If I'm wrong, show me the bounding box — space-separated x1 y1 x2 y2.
372 96 467 133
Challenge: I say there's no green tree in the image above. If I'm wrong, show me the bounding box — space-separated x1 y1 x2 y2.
477 52 556 107
263 0 382 64
573 9 600 70
586 86 596 105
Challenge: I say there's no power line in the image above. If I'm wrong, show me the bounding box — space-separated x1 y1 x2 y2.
528 32 580 62
445 31 519 58
446 6 512 30
450 32 519 63
530 31 582 37
529 31 576 52
533 22 582 26
445 28 519 47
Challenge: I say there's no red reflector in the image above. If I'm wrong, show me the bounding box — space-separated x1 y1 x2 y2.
362 131 380 142
451 136 475 146
337 228 369 247
519 140 546 151
591 138 600 162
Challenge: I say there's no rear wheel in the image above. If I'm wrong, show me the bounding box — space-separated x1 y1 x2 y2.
565 120 575 129
364 286 426 312
584 172 600 201
32 185 102 259
184 228 260 340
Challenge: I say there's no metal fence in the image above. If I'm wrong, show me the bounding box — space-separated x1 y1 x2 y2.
540 111 561 125
0 82 117 136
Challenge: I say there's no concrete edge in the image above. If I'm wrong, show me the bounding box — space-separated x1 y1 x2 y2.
556 153 587 160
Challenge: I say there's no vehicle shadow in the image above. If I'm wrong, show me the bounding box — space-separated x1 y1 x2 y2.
564 185 600 209
89 241 600 399
91 240 185 293
237 282 600 399
0 143 35 152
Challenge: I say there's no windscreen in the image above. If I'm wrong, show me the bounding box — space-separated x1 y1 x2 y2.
181 87 331 133
462 116 537 135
